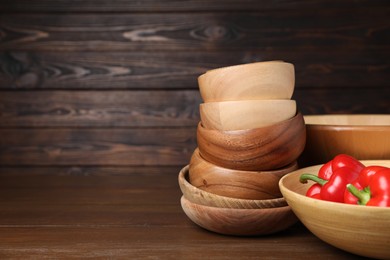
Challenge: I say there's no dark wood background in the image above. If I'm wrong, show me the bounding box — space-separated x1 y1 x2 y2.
0 0 389 174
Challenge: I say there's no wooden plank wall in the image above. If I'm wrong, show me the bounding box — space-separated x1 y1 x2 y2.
0 1 389 174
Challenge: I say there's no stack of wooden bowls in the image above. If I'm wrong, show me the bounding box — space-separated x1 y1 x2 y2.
179 61 306 236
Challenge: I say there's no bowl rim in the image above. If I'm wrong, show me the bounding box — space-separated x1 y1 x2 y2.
279 160 390 212
200 99 296 107
198 111 303 134
304 114 390 127
181 194 291 213
199 100 297 131
179 165 288 209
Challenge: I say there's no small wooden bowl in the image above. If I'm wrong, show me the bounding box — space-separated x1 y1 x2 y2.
179 165 288 209
197 112 306 171
200 99 296 131
189 148 298 200
181 196 297 236
300 114 390 166
279 160 390 259
198 61 295 102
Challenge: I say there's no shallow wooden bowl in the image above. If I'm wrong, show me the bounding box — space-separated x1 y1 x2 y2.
279 160 390 259
181 196 297 236
200 99 296 131
189 148 298 200
197 112 306 171
198 61 295 102
179 165 288 209
300 114 390 166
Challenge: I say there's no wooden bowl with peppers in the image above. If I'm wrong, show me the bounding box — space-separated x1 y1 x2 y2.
279 155 390 259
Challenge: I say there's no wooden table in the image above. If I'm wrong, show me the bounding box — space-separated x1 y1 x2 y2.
0 166 368 259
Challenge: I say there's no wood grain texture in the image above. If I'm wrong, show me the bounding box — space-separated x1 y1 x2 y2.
0 168 183 226
199 100 296 131
0 0 388 257
0 52 206 89
0 168 367 259
178 166 287 209
0 226 366 259
301 115 390 165
0 1 388 170
188 151 297 200
1 51 388 89
0 10 388 51
180 196 298 236
198 61 295 102
197 113 306 171
0 166 182 176
293 87 390 115
0 90 201 127
0 128 197 166
1 0 387 12
0 88 388 129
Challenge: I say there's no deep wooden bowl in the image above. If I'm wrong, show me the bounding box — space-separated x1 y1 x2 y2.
179 165 288 209
198 61 295 102
279 160 390 259
300 114 390 166
189 148 298 200
199 99 296 131
181 196 297 236
197 112 306 171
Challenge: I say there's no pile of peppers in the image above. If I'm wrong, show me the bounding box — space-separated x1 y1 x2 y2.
300 154 390 207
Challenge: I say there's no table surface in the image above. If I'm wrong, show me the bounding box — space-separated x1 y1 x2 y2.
0 166 368 259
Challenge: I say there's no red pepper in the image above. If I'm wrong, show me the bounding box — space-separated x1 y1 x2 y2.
346 166 390 207
301 160 332 199
306 184 322 199
300 154 365 202
344 166 388 204
331 154 365 174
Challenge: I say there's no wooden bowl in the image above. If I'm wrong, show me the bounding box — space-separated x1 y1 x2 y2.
181 196 297 236
189 148 298 200
279 160 390 259
197 112 306 171
300 114 390 166
179 165 288 209
198 61 295 102
200 99 296 131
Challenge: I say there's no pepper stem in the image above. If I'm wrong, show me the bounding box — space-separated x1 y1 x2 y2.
299 174 328 186
346 184 371 205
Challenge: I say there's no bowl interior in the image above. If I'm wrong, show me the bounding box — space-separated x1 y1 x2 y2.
279 160 390 259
